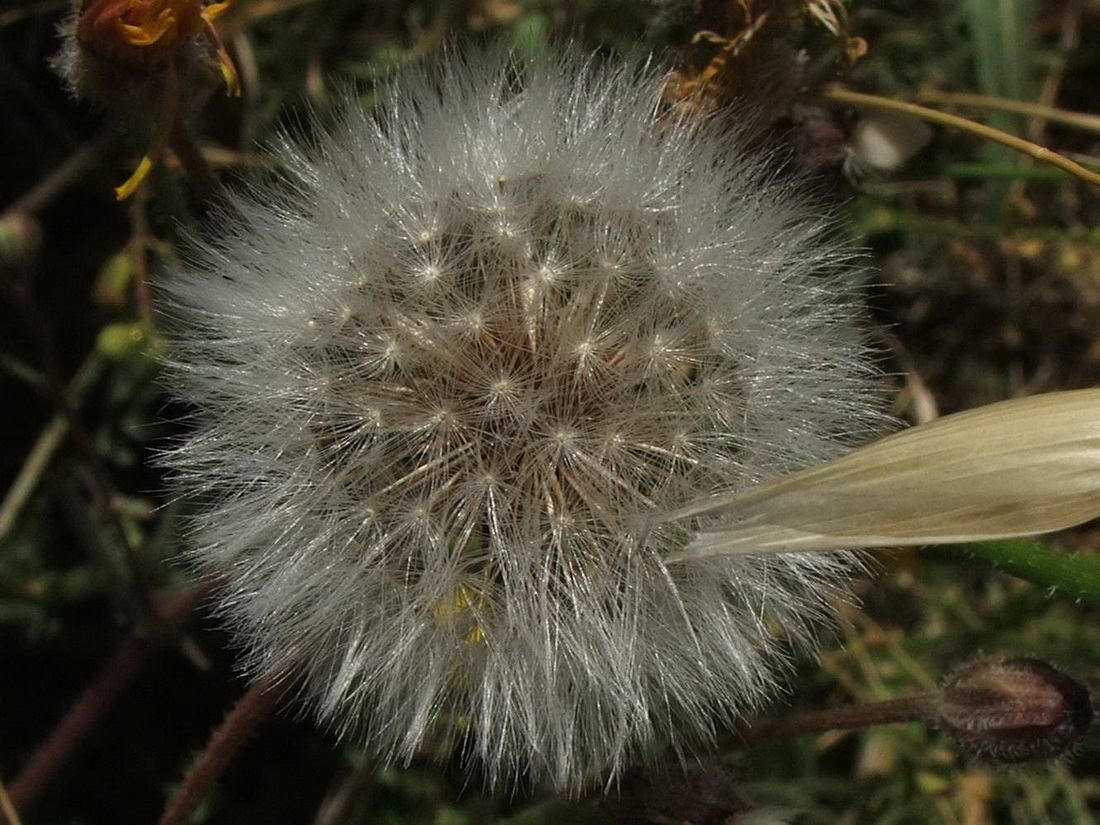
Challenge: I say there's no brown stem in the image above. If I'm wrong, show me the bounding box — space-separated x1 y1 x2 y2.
2 581 212 822
0 777 23 825
736 693 940 746
6 635 148 817
158 671 292 825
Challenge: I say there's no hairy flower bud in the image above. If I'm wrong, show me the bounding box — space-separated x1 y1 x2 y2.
163 47 886 790
936 658 1093 763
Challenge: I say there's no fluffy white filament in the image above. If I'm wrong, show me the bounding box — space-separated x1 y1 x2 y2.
162 48 886 791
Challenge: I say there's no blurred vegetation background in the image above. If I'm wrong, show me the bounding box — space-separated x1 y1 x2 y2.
2 1 1100 822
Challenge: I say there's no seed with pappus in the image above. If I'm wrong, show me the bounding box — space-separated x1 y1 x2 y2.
163 47 886 791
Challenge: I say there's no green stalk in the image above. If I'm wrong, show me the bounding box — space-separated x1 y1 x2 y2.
951 539 1100 606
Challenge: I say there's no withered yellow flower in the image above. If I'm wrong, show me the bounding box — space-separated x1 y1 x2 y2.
59 0 239 199
77 0 230 62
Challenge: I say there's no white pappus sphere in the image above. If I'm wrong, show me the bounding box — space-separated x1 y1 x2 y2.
162 47 885 792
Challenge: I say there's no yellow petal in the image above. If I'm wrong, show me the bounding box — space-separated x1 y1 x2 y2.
668 389 1100 560
201 16 241 96
114 154 155 200
119 10 176 47
203 0 234 22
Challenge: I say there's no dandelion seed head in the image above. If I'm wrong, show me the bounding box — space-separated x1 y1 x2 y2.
164 47 885 791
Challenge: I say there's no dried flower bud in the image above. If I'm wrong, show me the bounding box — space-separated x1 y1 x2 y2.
936 658 1093 763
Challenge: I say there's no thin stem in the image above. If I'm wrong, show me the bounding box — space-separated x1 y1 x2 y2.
129 186 156 328
158 671 292 825
115 61 179 201
0 779 21 825
310 756 377 825
2 272 157 622
825 85 1100 187
0 0 66 29
0 352 104 542
3 581 212 822
6 636 147 818
915 89 1100 135
2 131 113 217
737 693 939 746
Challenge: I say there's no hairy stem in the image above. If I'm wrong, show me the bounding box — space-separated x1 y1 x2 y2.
3 581 212 823
737 693 939 746
158 671 292 825
952 539 1100 606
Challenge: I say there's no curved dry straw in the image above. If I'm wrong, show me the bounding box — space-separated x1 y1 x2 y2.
826 85 1100 187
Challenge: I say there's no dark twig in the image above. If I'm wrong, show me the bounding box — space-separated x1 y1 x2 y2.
3 581 213 823
158 671 292 825
0 352 104 541
2 267 158 623
7 636 147 817
129 185 157 328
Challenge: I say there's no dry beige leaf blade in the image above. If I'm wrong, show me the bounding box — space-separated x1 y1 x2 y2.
806 0 845 36
669 389 1100 560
